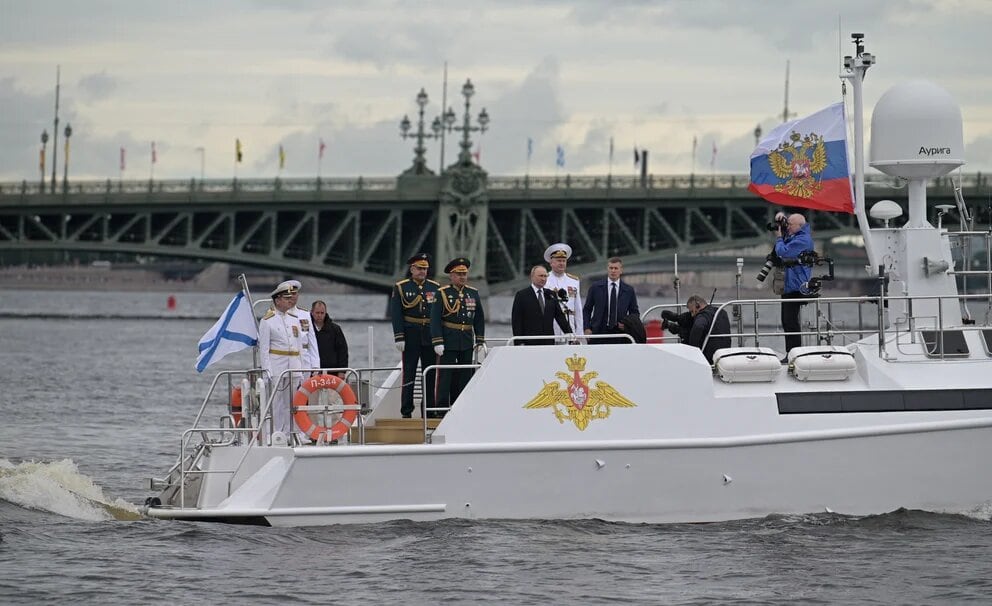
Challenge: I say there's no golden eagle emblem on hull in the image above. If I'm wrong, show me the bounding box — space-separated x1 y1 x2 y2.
523 354 636 430
769 131 828 199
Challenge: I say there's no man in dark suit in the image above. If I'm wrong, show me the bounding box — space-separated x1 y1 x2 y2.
583 256 640 344
511 265 572 345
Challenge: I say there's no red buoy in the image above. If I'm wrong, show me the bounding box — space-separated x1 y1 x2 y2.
167 295 177 310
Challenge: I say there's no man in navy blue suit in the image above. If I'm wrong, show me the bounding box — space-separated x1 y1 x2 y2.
583 257 639 344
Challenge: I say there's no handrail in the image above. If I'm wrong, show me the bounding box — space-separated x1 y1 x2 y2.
698 292 992 360
6 172 986 197
420 362 482 442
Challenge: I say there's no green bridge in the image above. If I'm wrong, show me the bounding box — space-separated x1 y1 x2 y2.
1 170 987 293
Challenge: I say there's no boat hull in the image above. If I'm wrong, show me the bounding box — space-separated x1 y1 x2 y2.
146 418 992 526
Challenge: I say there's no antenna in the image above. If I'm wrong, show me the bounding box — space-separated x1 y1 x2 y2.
781 60 796 123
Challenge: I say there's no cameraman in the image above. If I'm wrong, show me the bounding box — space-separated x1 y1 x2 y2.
773 212 814 354
661 295 731 364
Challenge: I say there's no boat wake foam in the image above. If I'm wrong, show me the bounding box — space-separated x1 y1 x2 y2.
0 458 141 522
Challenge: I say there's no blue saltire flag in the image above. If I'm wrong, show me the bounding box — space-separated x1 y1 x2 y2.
527 137 533 160
195 291 259 372
555 145 565 168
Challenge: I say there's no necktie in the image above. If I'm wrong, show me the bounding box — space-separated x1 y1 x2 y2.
537 289 545 313
609 282 618 327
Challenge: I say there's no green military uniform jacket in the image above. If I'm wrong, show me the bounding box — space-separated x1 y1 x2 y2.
389 277 441 343
430 284 486 351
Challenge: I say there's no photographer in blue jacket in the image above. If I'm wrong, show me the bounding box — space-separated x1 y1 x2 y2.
773 212 814 355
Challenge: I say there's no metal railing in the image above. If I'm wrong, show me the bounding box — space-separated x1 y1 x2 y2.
6 171 986 197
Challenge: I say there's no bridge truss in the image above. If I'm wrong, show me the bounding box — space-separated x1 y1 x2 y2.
0 173 984 293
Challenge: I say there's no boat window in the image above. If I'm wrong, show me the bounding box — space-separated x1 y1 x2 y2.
778 388 992 414
919 330 969 358
980 330 992 356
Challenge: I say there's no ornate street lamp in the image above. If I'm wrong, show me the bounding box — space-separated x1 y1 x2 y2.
441 78 489 167
754 123 763 147
62 123 73 192
399 87 444 176
40 130 49 192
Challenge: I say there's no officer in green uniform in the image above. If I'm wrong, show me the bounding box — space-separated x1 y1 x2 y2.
389 252 441 418
430 257 485 416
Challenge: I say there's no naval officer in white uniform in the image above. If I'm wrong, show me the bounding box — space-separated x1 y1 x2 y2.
285 281 320 370
544 243 583 337
258 280 309 444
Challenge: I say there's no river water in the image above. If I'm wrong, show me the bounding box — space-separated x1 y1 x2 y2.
1 289 991 604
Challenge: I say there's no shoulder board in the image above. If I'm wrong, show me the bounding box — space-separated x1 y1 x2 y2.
296 305 309 313
262 309 275 320
287 310 298 318
396 278 410 286
567 273 580 280
464 285 478 293
439 285 450 291
427 279 440 286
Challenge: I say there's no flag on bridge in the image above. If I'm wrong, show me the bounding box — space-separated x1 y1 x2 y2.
555 145 565 168
151 142 157 164
236 139 243 163
748 102 854 214
195 290 258 373
120 147 126 171
279 145 286 169
319 138 326 159
527 137 533 160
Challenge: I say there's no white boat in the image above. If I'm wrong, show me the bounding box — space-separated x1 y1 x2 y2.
145 37 992 526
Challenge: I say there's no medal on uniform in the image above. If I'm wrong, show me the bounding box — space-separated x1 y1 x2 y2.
300 319 310 331
426 291 435 303
292 326 299 337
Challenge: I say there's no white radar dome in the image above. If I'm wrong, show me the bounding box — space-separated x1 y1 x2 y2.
869 80 964 179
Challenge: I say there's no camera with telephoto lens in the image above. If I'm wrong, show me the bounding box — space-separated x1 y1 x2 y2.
660 309 690 335
755 250 780 282
765 215 788 233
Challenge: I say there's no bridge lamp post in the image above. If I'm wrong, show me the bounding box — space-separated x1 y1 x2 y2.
40 130 48 192
399 87 443 176
443 79 489 166
62 123 72 193
753 124 762 147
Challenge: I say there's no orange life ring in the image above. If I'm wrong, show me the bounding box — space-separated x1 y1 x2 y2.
230 387 244 426
292 374 358 443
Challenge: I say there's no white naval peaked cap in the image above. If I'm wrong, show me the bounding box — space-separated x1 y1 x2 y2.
270 279 302 297
543 242 573 263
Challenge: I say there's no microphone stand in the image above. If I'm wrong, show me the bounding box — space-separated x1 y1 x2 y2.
551 289 576 341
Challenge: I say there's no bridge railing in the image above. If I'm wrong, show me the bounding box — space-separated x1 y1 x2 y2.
2 172 986 197
0 176 399 197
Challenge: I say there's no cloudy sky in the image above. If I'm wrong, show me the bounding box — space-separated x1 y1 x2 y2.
2 0 991 183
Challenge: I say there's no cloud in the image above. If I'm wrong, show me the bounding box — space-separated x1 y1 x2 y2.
77 71 118 102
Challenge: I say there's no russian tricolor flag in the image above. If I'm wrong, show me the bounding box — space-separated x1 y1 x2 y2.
748 102 854 214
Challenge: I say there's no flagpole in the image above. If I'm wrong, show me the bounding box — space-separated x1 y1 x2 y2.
691 136 697 177
439 61 448 170
608 136 614 180
238 273 261 369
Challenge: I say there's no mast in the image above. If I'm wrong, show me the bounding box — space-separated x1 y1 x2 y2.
840 33 877 272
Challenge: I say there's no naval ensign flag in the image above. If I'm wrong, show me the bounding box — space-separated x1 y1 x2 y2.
196 291 258 372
